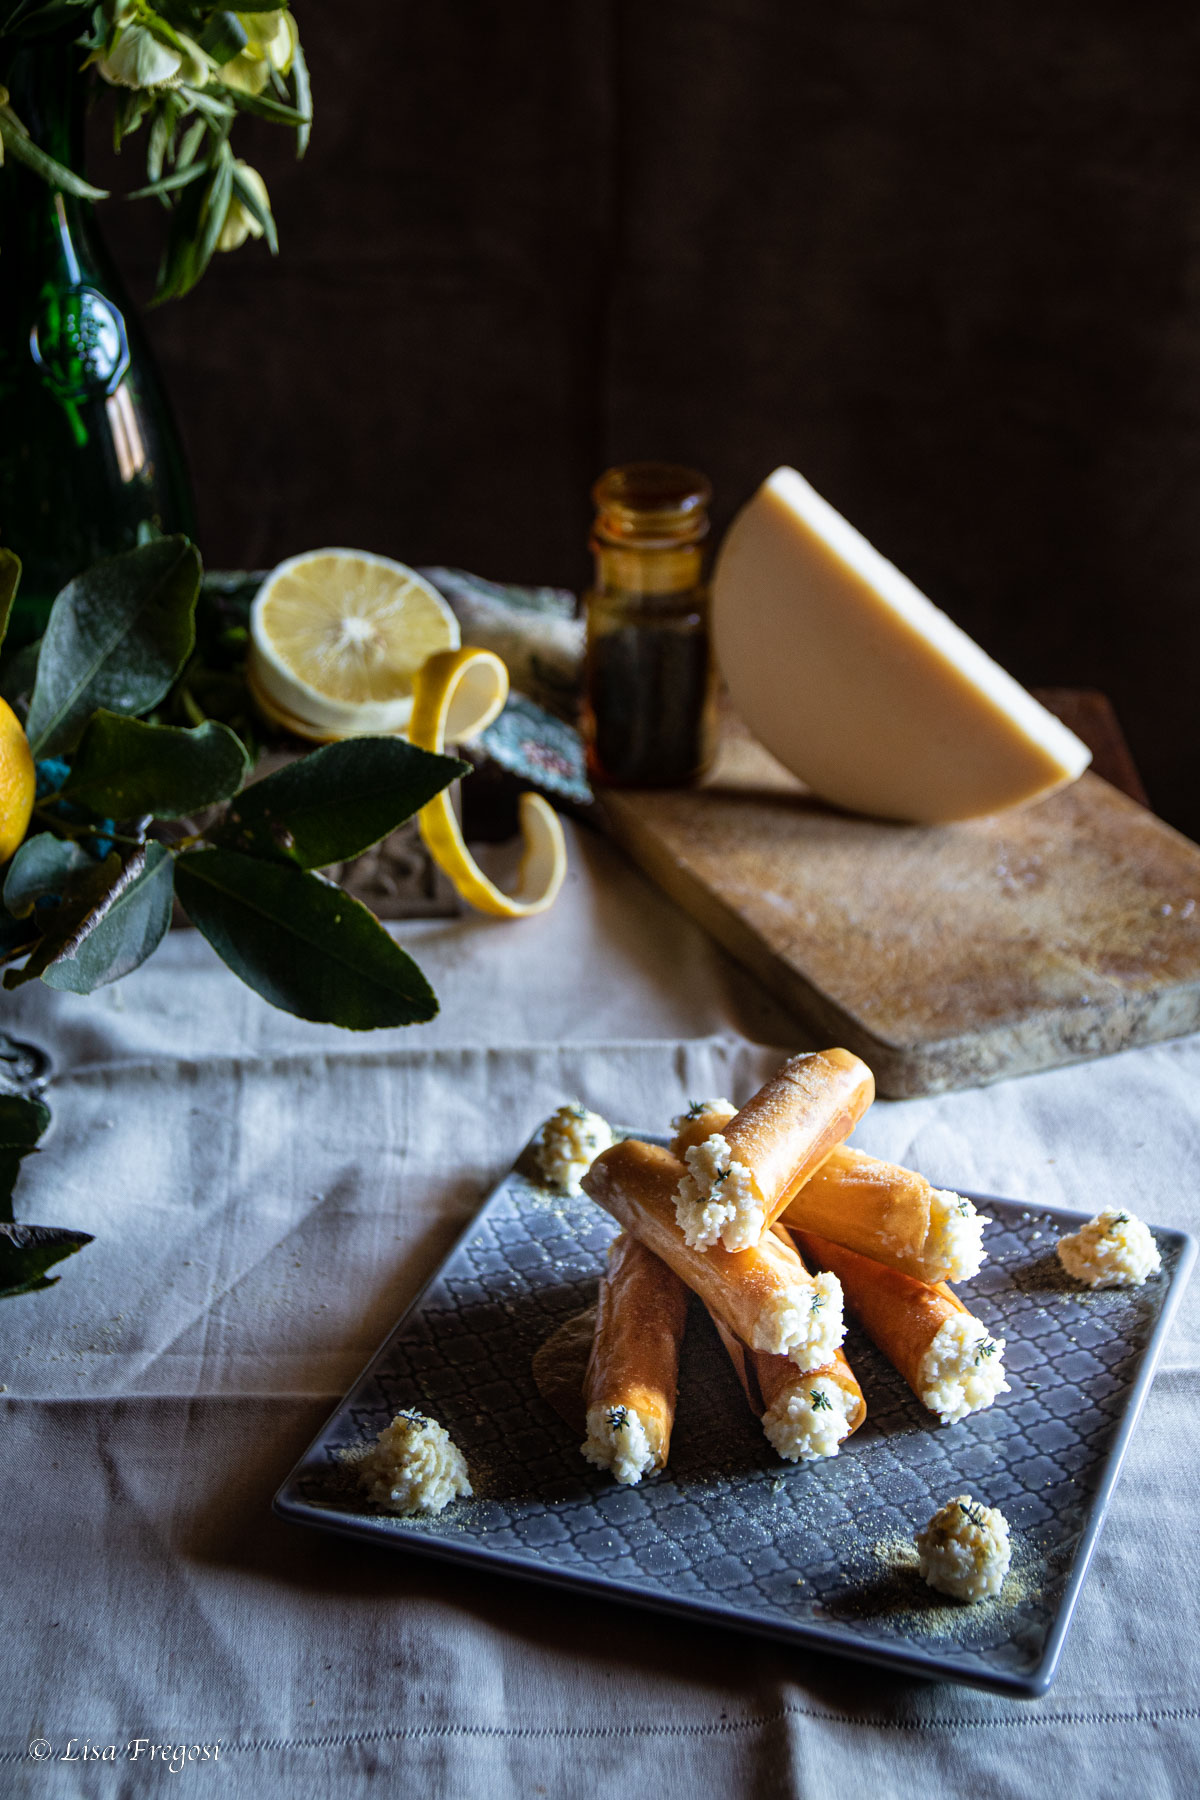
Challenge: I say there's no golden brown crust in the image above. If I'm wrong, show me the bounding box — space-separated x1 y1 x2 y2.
725 1050 875 1225
793 1229 966 1392
532 1306 597 1435
707 1304 866 1437
781 1145 948 1278
583 1233 689 1467
582 1138 820 1351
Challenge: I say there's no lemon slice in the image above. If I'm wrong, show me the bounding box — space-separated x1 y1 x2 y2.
409 648 567 919
248 549 460 740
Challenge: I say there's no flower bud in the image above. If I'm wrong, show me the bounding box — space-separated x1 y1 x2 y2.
217 162 271 253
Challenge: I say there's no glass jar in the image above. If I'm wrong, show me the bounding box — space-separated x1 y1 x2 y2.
582 462 716 787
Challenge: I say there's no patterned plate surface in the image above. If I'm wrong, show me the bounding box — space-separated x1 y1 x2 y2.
274 1136 1194 1697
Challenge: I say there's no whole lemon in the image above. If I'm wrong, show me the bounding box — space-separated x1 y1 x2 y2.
0 698 35 863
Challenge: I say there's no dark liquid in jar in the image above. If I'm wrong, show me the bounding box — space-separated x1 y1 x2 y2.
584 616 714 787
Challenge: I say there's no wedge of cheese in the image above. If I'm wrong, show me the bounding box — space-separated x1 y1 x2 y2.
711 467 1090 823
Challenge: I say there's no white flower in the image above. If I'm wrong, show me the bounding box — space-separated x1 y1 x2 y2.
95 22 209 91
218 10 298 95
217 163 271 252
96 25 183 90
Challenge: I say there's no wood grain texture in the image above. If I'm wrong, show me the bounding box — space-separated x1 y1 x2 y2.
598 710 1200 1097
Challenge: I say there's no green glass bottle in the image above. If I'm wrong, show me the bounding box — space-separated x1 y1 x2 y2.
0 36 196 644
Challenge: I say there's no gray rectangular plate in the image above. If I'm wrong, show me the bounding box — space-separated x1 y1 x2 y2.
274 1134 1195 1698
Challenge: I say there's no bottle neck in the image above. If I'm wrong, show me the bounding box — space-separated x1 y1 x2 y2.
2 34 86 174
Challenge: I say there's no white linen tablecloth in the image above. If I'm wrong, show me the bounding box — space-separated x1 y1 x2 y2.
1 818 1197 1798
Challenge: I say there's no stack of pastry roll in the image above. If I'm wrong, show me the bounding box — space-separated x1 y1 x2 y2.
583 1135 847 1375
679 1087 1006 1427
564 1049 1006 1486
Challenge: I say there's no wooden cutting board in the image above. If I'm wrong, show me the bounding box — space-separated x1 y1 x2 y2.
598 703 1200 1097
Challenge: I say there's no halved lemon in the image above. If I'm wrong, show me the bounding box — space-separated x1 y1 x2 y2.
248 549 460 740
410 648 567 919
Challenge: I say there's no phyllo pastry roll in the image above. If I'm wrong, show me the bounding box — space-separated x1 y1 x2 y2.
793 1230 1008 1426
671 1051 875 1253
709 1310 866 1462
580 1232 689 1486
781 1146 987 1283
583 1139 844 1372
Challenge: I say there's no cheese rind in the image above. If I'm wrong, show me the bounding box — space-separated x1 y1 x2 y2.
711 467 1091 823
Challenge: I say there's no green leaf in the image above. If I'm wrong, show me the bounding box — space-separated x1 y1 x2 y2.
3 832 92 918
193 147 234 286
0 1091 49 1226
174 848 438 1028
26 536 201 756
199 9 248 62
0 105 110 200
214 737 467 869
6 843 175 994
0 1222 92 1300
229 88 308 127
61 713 249 819
0 548 20 657
126 161 207 201
0 1093 50 1152
290 32 311 157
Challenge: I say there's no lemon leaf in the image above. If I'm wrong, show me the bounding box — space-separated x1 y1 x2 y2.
0 1093 49 1152
213 735 467 869
0 1222 92 1300
0 547 20 658
3 832 91 919
174 848 438 1028
27 537 202 757
60 713 250 820
5 844 175 995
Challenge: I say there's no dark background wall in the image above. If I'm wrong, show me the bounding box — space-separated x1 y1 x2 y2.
97 2 1200 837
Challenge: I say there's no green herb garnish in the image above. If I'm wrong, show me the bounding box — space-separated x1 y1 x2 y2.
1111 1212 1130 1227
974 1338 998 1365
606 1406 629 1433
810 1390 833 1413
811 1290 827 1313
958 1499 988 1529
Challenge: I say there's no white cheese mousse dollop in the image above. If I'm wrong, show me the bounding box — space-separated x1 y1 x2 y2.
762 1373 855 1462
925 1188 988 1282
670 1097 737 1140
346 1411 472 1516
917 1315 1009 1425
674 1133 766 1253
581 1404 658 1486
537 1103 616 1196
916 1495 1012 1602
757 1270 845 1372
1057 1208 1161 1288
